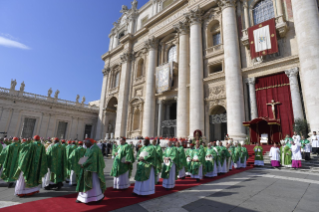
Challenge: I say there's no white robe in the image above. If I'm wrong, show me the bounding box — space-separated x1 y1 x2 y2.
269 147 280 161
133 167 155 195
69 170 77 185
178 167 186 178
15 172 39 196
113 171 130 189
291 144 302 160
205 162 218 177
191 165 203 180
77 172 104 203
218 159 228 173
42 168 54 188
163 163 176 189
311 135 319 148
292 135 301 145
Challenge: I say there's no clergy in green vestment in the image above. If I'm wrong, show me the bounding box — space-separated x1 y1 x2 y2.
176 141 187 179
0 137 21 188
233 142 242 168
205 143 218 177
301 135 311 161
240 145 249 168
66 140 77 182
253 143 264 166
76 139 106 204
227 141 235 170
69 141 86 186
285 135 293 148
162 140 179 190
190 140 206 181
152 139 163 184
46 137 67 190
110 137 134 190
280 141 292 167
185 148 193 176
112 141 118 159
133 137 157 196
217 141 230 173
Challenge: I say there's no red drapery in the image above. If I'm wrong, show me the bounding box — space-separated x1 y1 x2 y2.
245 118 281 144
255 72 294 139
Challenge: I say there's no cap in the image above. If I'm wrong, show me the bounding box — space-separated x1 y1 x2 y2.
33 135 40 141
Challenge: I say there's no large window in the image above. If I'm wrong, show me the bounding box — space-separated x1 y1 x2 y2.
253 0 275 25
56 121 68 139
21 118 36 138
213 33 221 46
114 72 120 88
167 45 177 62
84 125 92 138
136 59 144 77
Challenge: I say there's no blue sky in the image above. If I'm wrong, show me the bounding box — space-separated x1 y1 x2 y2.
0 0 148 103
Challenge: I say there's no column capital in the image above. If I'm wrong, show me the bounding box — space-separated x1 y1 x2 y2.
242 0 248 8
120 52 133 63
102 67 110 76
285 67 299 78
218 0 237 11
184 6 203 26
173 21 189 35
144 36 158 50
246 77 256 85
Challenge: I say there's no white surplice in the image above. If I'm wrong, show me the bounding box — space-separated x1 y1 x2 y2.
291 144 302 160
15 172 39 196
133 167 155 195
269 147 280 161
292 135 301 145
311 135 319 148
162 163 176 189
77 172 104 203
113 171 130 189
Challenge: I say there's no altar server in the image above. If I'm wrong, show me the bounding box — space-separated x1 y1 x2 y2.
76 139 106 203
133 137 156 196
311 131 319 155
291 141 302 169
269 143 281 167
162 140 178 190
292 132 301 145
205 143 218 177
111 137 134 190
253 143 264 166
190 140 206 181
301 136 311 161
176 141 187 179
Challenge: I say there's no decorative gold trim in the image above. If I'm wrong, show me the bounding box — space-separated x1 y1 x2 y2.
271 34 275 37
255 83 290 91
251 41 254 44
243 124 250 127
262 51 266 55
259 24 263 27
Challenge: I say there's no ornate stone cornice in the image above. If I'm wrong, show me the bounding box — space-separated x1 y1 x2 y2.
217 0 237 11
120 52 133 63
173 21 189 35
184 6 203 26
285 67 299 78
245 77 256 85
144 36 158 50
102 67 110 76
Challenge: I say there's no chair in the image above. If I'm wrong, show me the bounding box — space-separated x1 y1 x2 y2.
260 134 268 144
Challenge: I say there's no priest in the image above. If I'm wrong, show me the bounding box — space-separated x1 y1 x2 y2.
233 142 242 169
66 140 77 184
240 144 249 168
176 141 187 179
280 140 292 167
218 141 230 173
227 140 235 170
69 141 86 186
162 140 178 190
46 137 67 190
110 137 134 190
311 131 319 155
14 135 48 197
269 143 281 167
112 141 118 159
133 137 156 196
185 147 193 176
152 139 162 184
0 137 7 177
301 135 311 161
205 143 218 178
0 137 21 188
291 141 302 169
190 140 206 181
253 143 264 166
76 138 106 203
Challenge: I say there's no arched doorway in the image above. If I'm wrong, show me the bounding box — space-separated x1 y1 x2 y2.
105 97 117 139
209 105 227 141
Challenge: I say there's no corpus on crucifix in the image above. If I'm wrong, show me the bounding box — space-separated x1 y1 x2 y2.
266 99 281 119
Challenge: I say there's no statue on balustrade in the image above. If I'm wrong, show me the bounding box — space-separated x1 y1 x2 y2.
48 88 52 98
54 90 59 99
10 79 17 91
20 81 25 92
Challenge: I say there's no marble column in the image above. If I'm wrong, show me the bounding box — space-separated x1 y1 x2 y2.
96 68 109 140
246 78 258 120
109 35 114 51
157 100 163 136
142 37 158 137
275 0 284 22
243 0 250 29
185 8 205 137
174 21 189 138
285 67 304 120
113 34 118 49
291 0 319 132
218 0 246 140
115 52 133 138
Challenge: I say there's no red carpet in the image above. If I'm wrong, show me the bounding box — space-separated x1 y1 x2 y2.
1 167 253 212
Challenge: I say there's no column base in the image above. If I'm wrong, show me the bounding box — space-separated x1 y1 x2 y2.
229 133 247 143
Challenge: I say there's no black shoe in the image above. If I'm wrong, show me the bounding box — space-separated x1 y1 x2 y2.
196 179 200 182
181 177 185 179
44 185 51 190
56 182 62 190
96 196 104 203
75 200 81 203
132 192 138 196
166 188 170 191
8 183 14 188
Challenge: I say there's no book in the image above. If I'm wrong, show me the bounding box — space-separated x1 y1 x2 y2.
78 156 88 165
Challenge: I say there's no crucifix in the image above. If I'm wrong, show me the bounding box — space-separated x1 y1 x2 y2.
266 99 281 119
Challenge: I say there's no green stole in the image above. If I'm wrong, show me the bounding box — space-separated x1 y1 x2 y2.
190 147 206 175
205 148 216 173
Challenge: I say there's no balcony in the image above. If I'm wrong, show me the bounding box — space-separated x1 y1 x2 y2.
205 44 224 58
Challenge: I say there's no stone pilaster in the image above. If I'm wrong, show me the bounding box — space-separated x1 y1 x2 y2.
142 37 158 137
174 21 189 138
285 67 304 120
96 68 109 140
243 0 249 29
218 0 246 140
246 78 258 120
184 7 205 137
291 0 319 132
157 99 163 136
115 52 133 138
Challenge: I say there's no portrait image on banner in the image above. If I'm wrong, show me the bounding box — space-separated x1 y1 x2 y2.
156 62 173 94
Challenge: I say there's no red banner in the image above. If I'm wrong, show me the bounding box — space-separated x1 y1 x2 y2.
248 18 278 59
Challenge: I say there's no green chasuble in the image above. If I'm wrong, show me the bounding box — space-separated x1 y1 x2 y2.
47 143 67 183
66 144 77 177
161 146 179 179
240 146 249 163
110 143 135 178
134 145 156 182
69 146 86 178
216 146 226 166
205 148 217 173
254 146 264 161
234 145 241 162
301 139 310 149
176 146 187 171
0 143 3 154
280 146 292 166
285 138 293 148
154 145 163 175
185 148 193 172
112 144 118 157
0 142 20 182
190 147 206 175
76 144 106 193
228 146 235 162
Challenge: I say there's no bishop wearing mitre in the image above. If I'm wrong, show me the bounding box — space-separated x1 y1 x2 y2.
161 140 178 190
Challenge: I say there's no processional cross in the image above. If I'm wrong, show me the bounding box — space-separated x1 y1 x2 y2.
266 99 281 119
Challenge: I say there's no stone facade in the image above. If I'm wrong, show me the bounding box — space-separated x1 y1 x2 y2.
0 81 98 140
96 0 319 140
